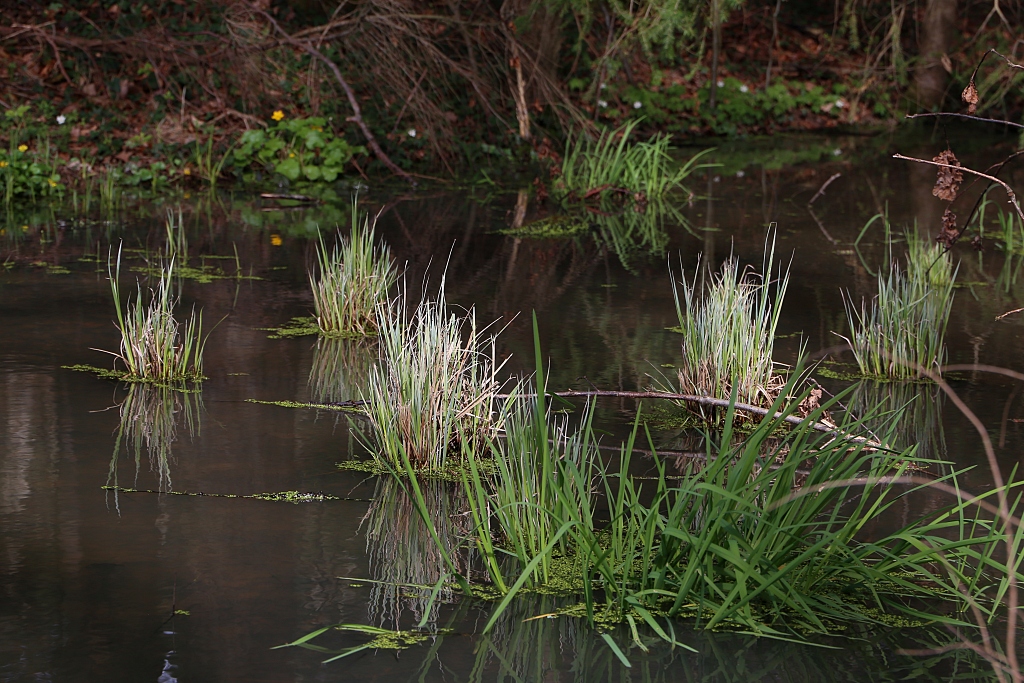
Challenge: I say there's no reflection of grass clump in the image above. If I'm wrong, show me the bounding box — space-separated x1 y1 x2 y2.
845 237 955 379
312 209 397 337
107 383 202 496
362 477 470 627
849 379 946 462
103 247 206 383
671 241 789 407
308 337 375 404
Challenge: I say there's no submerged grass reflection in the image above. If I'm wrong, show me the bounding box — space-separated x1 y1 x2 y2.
106 383 202 505
849 379 946 462
308 337 376 404
361 476 472 628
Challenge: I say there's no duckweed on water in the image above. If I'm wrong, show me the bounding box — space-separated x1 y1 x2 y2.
245 398 364 412
101 486 369 503
259 316 322 339
498 214 590 239
132 260 260 284
63 364 207 387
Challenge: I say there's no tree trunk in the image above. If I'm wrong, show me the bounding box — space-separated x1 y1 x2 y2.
915 0 957 110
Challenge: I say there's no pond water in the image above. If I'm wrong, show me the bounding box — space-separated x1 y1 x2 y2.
1 126 1023 682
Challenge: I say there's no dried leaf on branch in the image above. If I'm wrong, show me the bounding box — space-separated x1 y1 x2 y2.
937 208 959 248
962 78 979 114
931 149 963 202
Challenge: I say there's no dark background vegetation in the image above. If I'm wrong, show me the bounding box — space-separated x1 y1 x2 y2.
0 0 1021 177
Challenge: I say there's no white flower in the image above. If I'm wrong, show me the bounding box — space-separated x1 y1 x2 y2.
597 100 608 108
833 148 842 156
633 101 642 109
407 129 417 138
713 175 721 183
739 85 749 93
56 115 66 125
835 99 845 108
736 170 745 178
600 83 607 90
717 80 724 88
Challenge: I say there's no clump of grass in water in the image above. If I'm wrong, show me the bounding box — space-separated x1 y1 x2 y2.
291 326 1024 664
102 245 206 383
844 233 955 379
360 279 512 472
671 239 789 408
311 209 397 337
559 119 711 199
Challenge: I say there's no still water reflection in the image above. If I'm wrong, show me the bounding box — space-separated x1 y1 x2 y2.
1 129 1023 681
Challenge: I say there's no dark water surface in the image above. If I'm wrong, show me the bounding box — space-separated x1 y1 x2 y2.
2 129 1023 681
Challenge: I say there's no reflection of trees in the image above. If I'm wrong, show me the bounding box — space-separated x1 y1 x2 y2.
307 337 376 404
361 476 473 629
107 384 202 499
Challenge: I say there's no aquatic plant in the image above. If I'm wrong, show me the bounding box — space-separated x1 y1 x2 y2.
844 244 955 379
528 381 1018 640
104 247 206 383
671 240 789 407
906 228 954 287
395 349 1023 650
359 279 511 471
311 209 397 337
558 120 708 199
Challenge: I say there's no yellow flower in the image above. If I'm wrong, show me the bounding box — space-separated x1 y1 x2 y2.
271 110 285 122
288 152 295 158
183 192 191 199
270 234 282 246
47 179 57 187
0 161 7 168
17 144 28 153
183 168 191 175
21 225 28 231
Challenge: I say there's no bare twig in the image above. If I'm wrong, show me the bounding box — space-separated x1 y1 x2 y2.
807 172 842 206
996 308 1024 321
906 112 1024 130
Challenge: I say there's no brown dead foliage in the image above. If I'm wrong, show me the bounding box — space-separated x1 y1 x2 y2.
962 78 980 115
937 208 959 248
931 149 963 202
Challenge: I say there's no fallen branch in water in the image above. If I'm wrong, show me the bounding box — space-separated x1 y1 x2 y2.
491 389 885 445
